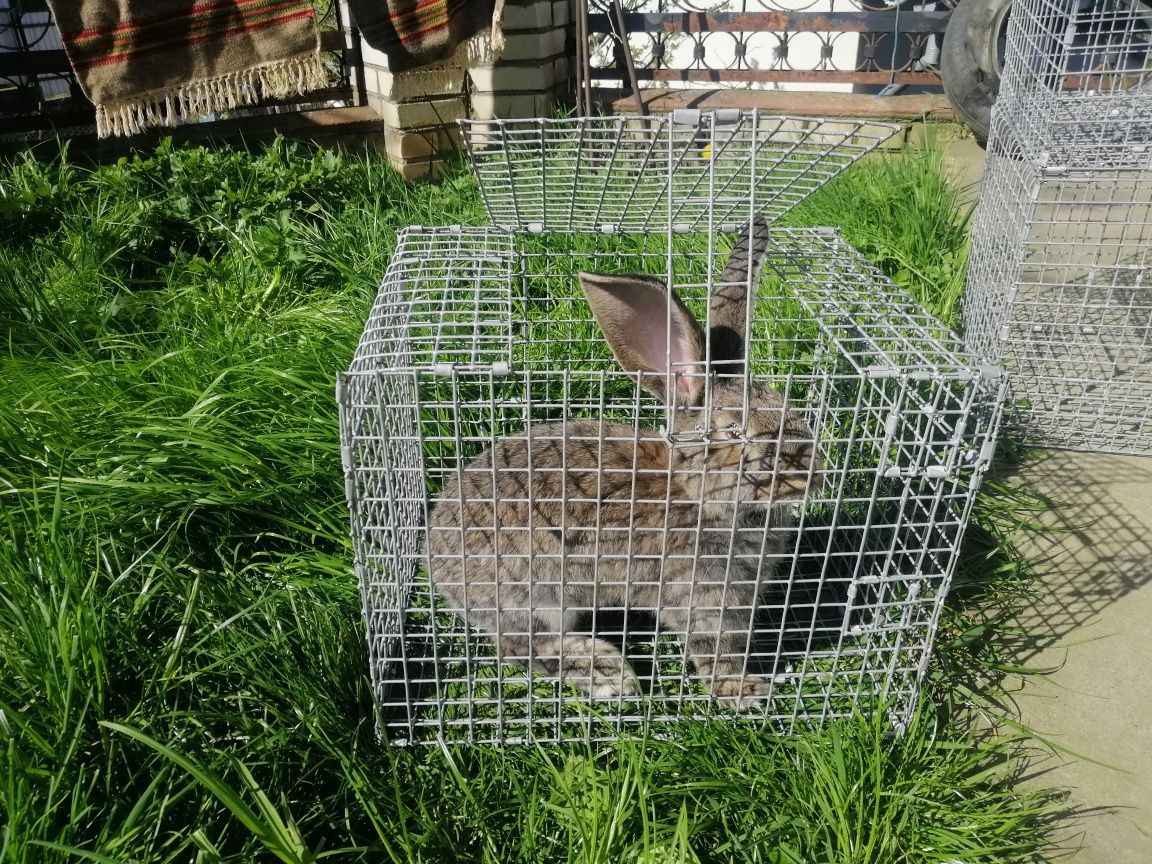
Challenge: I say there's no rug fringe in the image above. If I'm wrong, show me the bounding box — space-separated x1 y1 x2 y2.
385 0 506 99
467 0 506 66
95 53 330 138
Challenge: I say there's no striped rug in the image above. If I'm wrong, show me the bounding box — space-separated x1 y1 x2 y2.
348 0 504 73
48 0 327 138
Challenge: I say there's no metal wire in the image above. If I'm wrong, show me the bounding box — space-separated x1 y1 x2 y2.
966 0 1152 454
966 118 1152 454
341 115 1004 745
459 111 902 233
995 0 1152 168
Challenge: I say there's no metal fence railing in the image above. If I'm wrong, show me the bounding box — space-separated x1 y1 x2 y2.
582 0 954 100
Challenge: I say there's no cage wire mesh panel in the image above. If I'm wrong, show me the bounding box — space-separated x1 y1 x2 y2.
459 111 901 232
995 0 1152 168
340 114 1002 745
966 124 1152 453
963 0 1152 454
340 225 1005 746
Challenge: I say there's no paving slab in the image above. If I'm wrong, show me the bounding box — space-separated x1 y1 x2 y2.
1005 451 1152 862
941 134 987 206
941 132 1152 861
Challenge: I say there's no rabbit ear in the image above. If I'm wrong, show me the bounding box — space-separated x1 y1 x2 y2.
709 215 770 375
579 271 706 406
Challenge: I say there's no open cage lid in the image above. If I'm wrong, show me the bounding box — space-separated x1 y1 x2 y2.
459 110 901 233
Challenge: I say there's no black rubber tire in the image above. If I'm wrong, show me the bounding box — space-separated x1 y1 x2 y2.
940 0 1013 146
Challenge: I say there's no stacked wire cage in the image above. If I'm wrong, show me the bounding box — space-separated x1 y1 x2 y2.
340 111 1007 745
964 0 1152 453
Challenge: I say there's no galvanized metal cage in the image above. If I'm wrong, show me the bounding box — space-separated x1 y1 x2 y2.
460 111 901 232
965 122 1152 454
340 114 1005 745
963 0 1152 454
995 0 1152 168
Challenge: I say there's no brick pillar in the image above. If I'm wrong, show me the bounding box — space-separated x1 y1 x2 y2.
342 0 576 179
468 0 571 122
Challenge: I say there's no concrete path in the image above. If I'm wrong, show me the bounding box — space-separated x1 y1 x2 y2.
940 133 1152 862
1006 451 1152 862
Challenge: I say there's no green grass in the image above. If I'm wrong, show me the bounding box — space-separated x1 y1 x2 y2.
0 137 1058 862
781 142 974 327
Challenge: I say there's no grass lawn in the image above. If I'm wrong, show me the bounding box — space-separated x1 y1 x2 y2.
1 136 1057 863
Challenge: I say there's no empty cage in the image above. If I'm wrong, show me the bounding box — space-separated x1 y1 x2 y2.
966 122 1152 453
995 0 1152 168
963 0 1152 453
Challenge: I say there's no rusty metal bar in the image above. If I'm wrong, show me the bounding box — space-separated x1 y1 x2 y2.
574 0 593 116
598 67 942 86
609 0 648 116
587 10 949 35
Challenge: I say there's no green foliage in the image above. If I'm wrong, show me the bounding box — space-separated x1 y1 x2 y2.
781 144 973 326
0 137 1053 862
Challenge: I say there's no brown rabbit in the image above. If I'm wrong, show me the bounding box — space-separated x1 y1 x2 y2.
426 217 820 708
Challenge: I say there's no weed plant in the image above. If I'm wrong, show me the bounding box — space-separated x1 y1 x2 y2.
1 137 1055 862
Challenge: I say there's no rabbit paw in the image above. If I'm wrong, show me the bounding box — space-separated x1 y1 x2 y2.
556 637 639 699
585 655 640 699
711 675 770 711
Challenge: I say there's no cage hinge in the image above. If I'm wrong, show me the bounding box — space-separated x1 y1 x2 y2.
335 377 359 506
977 440 998 468
864 365 899 379
1041 164 1068 177
670 108 742 126
338 436 359 506
883 411 900 439
342 458 358 507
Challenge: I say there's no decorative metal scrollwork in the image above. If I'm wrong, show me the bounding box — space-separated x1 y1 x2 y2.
587 0 950 90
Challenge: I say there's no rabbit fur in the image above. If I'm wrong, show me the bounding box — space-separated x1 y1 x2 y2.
426 217 820 708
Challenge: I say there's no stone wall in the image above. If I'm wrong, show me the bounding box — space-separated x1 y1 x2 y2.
345 0 574 180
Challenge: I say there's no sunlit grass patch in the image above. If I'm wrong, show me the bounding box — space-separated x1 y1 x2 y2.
0 136 1057 862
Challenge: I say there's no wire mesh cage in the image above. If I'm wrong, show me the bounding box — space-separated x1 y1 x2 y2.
965 118 1152 454
995 0 1152 167
460 110 902 232
340 114 1006 745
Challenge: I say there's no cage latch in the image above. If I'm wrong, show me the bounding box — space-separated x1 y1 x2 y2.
883 465 951 480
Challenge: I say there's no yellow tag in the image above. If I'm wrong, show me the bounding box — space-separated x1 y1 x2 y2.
700 143 712 160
